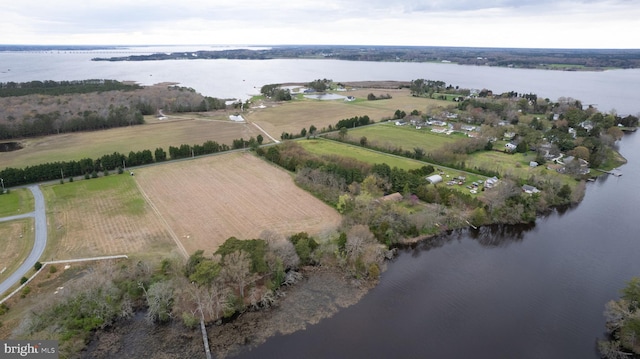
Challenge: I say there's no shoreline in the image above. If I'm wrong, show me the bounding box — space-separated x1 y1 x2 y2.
81 266 375 358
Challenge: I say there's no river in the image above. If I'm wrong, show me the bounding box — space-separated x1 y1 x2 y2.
2 47 639 358
237 132 640 359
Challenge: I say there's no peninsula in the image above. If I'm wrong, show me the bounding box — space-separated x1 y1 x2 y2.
90 45 640 71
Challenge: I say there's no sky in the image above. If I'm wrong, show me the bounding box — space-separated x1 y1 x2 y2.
2 0 639 49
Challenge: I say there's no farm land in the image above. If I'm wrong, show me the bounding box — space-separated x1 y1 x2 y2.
133 152 342 256
42 174 179 261
0 115 264 169
245 87 443 138
0 82 604 264
0 219 34 283
0 82 593 264
1 80 630 357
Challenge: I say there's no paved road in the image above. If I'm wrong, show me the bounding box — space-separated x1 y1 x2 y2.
0 185 47 297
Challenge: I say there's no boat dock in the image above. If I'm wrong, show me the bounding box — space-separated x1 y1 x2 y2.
599 169 623 177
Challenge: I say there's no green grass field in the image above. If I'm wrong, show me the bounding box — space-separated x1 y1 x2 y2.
466 150 575 186
49 174 146 216
0 188 34 216
298 138 488 193
299 139 426 171
344 122 459 154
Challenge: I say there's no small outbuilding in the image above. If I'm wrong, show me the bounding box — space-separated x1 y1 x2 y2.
522 185 540 194
381 192 403 202
426 174 443 184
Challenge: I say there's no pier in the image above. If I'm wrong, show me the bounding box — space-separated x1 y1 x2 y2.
599 169 623 177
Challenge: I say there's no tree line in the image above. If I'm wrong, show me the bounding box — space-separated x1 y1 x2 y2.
0 138 245 187
0 79 141 97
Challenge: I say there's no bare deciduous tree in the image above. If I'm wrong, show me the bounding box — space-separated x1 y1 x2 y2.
262 229 300 270
221 250 253 299
142 280 175 324
346 224 375 260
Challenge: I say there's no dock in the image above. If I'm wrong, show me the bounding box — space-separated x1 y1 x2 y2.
599 169 623 177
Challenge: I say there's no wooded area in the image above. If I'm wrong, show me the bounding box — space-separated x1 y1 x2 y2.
0 81 227 140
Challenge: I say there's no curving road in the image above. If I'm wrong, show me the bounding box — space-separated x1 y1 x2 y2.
0 185 47 297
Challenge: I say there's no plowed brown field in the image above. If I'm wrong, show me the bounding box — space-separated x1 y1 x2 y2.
134 152 343 256
0 219 33 282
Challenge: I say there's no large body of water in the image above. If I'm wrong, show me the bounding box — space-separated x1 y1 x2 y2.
2 47 639 358
238 131 640 359
1 47 639 115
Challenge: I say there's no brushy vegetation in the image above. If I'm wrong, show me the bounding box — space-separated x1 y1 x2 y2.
599 277 640 358
12 223 392 357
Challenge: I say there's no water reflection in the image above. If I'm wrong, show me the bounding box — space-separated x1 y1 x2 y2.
469 223 536 247
409 223 536 253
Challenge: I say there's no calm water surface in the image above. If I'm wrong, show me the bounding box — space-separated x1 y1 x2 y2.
1 47 639 115
237 132 640 358
2 48 640 358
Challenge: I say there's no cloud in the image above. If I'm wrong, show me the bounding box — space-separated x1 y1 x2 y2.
1 0 639 48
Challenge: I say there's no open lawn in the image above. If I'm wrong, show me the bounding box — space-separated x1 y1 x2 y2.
467 150 573 185
299 138 489 195
134 152 342 256
0 116 264 169
0 219 34 283
343 122 459 154
299 139 427 171
0 188 34 216
42 174 178 261
246 88 450 140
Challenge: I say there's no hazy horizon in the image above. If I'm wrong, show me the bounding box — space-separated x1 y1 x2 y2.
1 44 639 51
2 0 639 49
